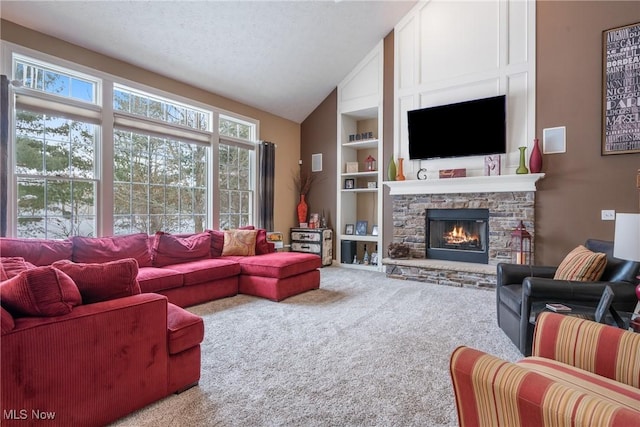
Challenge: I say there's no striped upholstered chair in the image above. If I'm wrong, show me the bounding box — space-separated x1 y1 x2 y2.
450 312 640 427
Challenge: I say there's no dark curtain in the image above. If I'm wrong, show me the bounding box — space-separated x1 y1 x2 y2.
258 141 275 230
1 76 8 236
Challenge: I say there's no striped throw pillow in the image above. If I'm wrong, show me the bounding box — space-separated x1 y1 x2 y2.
553 245 607 281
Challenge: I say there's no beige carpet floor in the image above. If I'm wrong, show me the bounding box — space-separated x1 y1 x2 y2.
112 265 522 427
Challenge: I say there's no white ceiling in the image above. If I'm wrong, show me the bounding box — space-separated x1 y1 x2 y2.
1 0 417 123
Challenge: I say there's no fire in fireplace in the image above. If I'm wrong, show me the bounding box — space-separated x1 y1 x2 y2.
426 209 489 264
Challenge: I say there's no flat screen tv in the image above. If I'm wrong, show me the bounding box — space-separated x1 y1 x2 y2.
407 95 506 160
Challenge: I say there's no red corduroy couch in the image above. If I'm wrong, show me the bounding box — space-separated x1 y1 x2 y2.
450 312 640 427
1 228 321 426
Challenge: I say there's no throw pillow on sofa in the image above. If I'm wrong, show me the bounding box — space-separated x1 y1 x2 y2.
207 227 272 256
0 266 82 317
152 231 212 267
0 257 36 279
553 245 608 281
221 229 258 256
52 258 141 304
237 226 273 254
72 233 153 267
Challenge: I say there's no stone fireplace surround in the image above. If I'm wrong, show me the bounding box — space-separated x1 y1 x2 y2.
383 174 544 289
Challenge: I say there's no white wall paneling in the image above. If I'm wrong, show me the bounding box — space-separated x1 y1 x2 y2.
339 48 382 114
394 0 536 177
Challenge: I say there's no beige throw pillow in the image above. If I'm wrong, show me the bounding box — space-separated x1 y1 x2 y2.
221 229 258 256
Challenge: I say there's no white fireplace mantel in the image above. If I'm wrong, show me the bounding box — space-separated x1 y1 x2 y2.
383 173 545 195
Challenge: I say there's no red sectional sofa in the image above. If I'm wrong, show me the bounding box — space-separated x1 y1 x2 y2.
0 228 321 426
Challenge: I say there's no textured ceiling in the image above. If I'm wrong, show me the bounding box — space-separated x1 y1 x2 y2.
1 0 417 123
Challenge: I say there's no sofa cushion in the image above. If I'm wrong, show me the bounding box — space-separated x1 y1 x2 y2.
0 257 36 279
236 252 321 279
0 237 73 266
1 307 14 333
0 266 82 317
519 356 640 412
167 303 204 355
554 245 607 281
52 258 141 304
152 232 212 267
160 258 241 286
207 229 225 257
222 229 257 256
255 228 273 255
72 233 152 267
137 266 183 293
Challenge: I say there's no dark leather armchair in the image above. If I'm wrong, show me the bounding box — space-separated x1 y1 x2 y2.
496 239 640 356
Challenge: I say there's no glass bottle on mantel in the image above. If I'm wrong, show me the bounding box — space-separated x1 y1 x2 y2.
363 244 369 265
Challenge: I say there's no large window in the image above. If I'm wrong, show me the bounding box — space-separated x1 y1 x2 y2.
218 143 252 229
12 56 99 239
113 130 207 234
7 51 259 238
15 111 97 238
112 85 211 235
218 115 256 229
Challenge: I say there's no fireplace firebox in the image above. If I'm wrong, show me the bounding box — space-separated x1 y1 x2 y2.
426 209 489 264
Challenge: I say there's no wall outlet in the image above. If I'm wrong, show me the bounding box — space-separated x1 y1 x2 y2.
601 210 616 221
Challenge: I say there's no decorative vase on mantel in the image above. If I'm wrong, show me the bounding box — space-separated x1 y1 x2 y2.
297 194 308 225
529 138 542 173
516 147 529 174
396 157 406 181
387 156 396 181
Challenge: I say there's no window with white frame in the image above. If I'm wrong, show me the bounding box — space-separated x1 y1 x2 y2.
7 50 260 239
12 56 99 238
112 85 211 235
218 115 256 229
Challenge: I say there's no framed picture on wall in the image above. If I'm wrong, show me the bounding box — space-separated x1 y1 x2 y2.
602 22 640 155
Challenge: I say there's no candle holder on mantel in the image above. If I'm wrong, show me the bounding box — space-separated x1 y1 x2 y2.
510 221 532 265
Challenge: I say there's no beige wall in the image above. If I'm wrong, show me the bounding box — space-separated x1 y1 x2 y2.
1 19 301 236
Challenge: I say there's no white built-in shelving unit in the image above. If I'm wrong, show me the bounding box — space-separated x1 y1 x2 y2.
336 42 384 271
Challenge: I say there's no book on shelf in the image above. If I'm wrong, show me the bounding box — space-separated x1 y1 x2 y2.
545 303 572 313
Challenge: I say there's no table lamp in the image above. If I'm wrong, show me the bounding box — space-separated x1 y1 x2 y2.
613 213 640 322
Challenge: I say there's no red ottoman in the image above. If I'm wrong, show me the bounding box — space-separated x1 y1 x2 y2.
236 252 321 301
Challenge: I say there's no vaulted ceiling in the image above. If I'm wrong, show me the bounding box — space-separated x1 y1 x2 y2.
1 1 417 123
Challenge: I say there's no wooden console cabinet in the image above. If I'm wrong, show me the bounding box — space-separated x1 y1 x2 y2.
290 228 333 267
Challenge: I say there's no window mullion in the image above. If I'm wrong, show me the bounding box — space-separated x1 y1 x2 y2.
100 79 114 236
